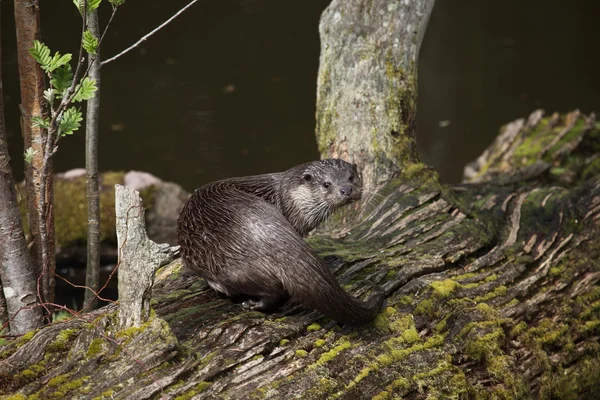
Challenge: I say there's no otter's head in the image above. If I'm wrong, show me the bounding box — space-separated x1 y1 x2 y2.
283 159 362 236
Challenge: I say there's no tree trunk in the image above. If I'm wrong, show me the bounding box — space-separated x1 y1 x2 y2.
316 0 436 191
84 9 101 310
0 9 43 334
0 110 598 399
115 185 174 330
13 0 55 307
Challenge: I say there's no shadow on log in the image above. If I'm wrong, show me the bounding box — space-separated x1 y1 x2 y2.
0 110 599 399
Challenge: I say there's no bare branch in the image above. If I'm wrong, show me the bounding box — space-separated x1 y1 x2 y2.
101 0 200 66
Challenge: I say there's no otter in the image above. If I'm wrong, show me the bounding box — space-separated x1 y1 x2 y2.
177 159 384 325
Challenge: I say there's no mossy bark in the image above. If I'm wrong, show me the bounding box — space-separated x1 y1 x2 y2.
1 111 599 399
315 0 436 191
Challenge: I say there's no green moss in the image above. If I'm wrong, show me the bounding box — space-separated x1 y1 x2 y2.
5 395 27 400
389 314 413 334
430 279 459 297
413 360 453 381
530 318 569 346
173 382 212 400
581 299 600 319
304 377 337 398
115 317 152 340
348 364 378 389
513 120 549 162
314 339 326 347
581 320 600 335
401 328 420 344
510 322 528 338
484 274 498 282
53 376 88 396
402 162 427 180
547 117 588 157
47 328 78 352
48 374 69 387
15 359 46 382
372 390 391 400
399 295 413 305
465 327 504 361
474 286 507 303
505 298 519 307
391 376 410 390
313 336 352 367
306 323 321 332
434 314 451 333
85 338 105 358
92 389 116 400
20 330 36 343
279 339 289 346
375 333 445 368
414 299 435 316
295 350 308 358
549 265 565 277
542 356 600 399
582 157 600 181
373 306 399 332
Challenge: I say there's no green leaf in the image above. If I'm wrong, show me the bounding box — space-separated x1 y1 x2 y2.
30 41 71 73
73 0 85 13
29 40 52 69
46 52 72 73
43 88 55 104
73 0 102 15
82 30 99 55
89 0 102 11
109 0 125 6
72 77 97 102
31 116 50 129
24 147 37 164
50 64 74 93
58 107 83 137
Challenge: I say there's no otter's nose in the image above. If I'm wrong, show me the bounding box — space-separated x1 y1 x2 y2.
340 186 353 196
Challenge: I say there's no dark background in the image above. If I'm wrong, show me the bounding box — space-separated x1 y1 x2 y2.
2 0 599 189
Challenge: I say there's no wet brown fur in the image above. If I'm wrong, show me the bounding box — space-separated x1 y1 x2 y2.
177 159 384 325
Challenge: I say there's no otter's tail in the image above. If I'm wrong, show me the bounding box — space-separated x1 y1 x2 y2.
284 254 385 325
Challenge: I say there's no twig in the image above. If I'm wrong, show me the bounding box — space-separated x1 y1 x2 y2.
101 0 200 66
55 274 117 305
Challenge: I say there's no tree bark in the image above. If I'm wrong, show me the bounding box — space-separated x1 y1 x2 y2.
316 0 435 191
115 185 174 330
13 0 55 307
0 111 598 399
0 9 43 334
84 9 102 310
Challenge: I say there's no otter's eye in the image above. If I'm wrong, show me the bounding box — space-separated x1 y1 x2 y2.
323 182 331 189
303 174 312 182
349 175 355 183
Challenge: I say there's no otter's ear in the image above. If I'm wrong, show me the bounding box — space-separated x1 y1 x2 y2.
352 163 358 171
303 173 313 182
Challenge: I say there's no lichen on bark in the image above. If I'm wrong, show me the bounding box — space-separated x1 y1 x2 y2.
316 0 436 190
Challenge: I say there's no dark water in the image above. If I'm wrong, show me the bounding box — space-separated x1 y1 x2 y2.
2 0 600 188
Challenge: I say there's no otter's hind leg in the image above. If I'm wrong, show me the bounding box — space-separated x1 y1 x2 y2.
241 294 289 312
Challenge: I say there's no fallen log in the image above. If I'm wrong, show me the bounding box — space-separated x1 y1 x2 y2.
0 110 598 399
